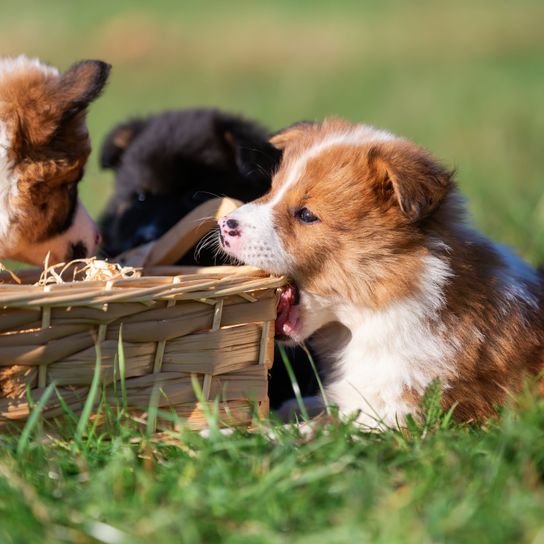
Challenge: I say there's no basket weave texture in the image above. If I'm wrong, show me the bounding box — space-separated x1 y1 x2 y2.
0 265 285 430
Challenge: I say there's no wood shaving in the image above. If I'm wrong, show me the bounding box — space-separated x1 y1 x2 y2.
36 257 141 286
0 262 22 284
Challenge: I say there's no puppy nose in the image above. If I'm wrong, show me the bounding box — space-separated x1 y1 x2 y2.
226 219 239 229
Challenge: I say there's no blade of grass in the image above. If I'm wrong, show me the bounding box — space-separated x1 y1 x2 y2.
17 382 56 455
87 386 107 441
101 385 115 431
146 384 161 436
117 324 128 412
76 342 102 442
191 374 220 435
440 402 459 429
54 388 78 435
301 343 331 415
278 344 309 421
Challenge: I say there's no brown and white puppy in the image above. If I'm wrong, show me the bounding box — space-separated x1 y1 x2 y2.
0 55 110 265
218 118 544 428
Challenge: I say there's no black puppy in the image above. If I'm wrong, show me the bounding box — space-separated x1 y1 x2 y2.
99 109 281 263
98 108 321 410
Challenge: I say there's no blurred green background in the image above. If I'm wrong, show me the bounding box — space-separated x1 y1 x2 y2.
2 0 543 262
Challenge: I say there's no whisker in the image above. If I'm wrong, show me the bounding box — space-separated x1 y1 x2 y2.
194 228 219 261
188 215 215 227
192 191 224 199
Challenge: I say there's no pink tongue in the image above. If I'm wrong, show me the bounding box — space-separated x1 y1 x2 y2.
275 285 299 337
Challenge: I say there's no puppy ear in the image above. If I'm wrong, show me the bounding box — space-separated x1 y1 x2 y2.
368 141 453 222
9 60 110 148
100 118 147 169
215 114 283 188
269 121 316 150
56 60 111 121
223 128 282 181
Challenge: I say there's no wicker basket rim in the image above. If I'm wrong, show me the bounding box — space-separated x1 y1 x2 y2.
0 265 287 308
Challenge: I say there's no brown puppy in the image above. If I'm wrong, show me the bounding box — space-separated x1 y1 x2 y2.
219 118 544 428
0 55 110 265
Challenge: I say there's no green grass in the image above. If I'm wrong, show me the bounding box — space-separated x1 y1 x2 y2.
1 1 544 542
1 386 543 544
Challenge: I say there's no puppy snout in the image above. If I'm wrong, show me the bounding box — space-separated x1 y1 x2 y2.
218 216 243 250
221 217 241 238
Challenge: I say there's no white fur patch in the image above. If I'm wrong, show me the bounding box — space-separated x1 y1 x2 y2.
225 202 294 273
290 291 338 343
322 253 456 428
0 55 58 79
0 120 16 243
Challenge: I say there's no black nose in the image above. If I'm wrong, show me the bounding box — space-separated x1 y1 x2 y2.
67 241 88 260
226 219 239 229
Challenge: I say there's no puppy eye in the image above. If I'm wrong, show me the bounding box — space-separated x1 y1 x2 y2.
295 207 320 224
135 191 147 202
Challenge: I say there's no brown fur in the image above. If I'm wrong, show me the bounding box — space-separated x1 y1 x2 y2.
429 205 544 420
269 119 544 422
0 59 110 259
263 138 445 308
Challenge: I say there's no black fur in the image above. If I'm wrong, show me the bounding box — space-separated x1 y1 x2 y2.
99 109 281 263
99 108 319 409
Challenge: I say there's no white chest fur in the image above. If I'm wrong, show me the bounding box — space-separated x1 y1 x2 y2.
325 254 457 428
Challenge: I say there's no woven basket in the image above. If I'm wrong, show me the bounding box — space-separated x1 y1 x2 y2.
0 198 286 431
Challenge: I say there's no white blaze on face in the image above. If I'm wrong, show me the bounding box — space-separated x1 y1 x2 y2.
219 202 293 274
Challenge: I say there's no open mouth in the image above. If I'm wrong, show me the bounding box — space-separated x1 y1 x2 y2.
276 282 301 340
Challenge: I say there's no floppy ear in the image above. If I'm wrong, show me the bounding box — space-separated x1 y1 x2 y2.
269 120 316 150
224 130 282 178
100 118 147 169
368 141 453 222
56 60 111 121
